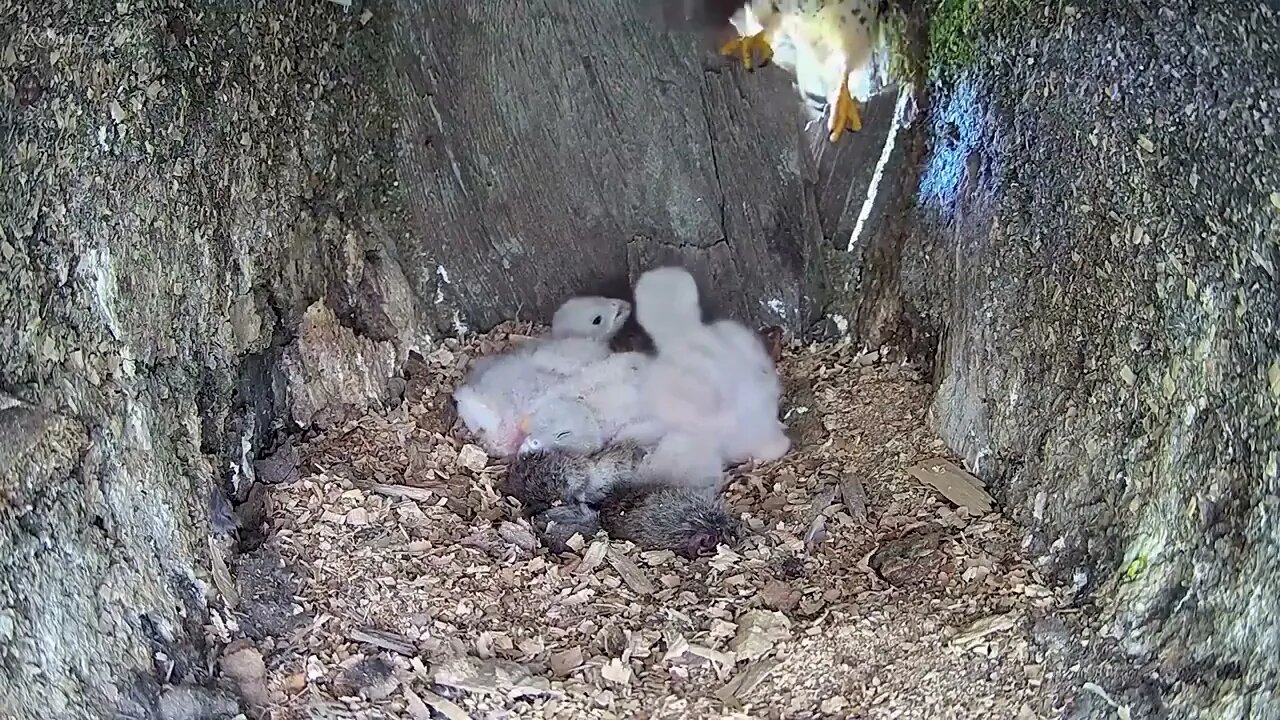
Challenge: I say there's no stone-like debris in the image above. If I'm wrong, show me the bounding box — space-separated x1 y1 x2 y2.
217 323 1079 719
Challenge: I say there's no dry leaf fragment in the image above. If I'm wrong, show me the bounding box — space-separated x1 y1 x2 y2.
549 647 584 677
708 546 743 571
641 550 676 565
305 655 327 681
349 627 417 656
424 691 472 720
220 643 266 680
458 444 488 472
404 688 434 720
1082 682 1133 720
594 689 616 708
686 644 737 678
605 547 654 595
761 580 799 611
497 522 538 552
427 347 455 365
662 634 691 663
208 539 238 608
803 485 837 550
730 610 792 661
820 695 849 714
367 482 440 503
709 619 738 638
804 514 829 549
839 474 868 524
220 643 269 709
574 539 609 574
433 654 556 699
907 458 994 514
715 658 780 706
952 612 1019 647
1119 365 1137 385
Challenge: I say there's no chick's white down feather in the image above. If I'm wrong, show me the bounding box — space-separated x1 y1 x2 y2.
633 267 790 467
459 269 788 504
453 296 631 457
516 267 790 474
519 350 668 455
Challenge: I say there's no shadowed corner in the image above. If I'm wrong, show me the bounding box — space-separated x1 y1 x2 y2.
571 272 635 305
651 0 745 34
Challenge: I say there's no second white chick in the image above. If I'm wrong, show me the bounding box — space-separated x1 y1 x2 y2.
453 296 631 457
633 267 791 467
517 350 669 456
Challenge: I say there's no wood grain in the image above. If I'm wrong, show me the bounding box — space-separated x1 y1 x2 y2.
388 0 844 333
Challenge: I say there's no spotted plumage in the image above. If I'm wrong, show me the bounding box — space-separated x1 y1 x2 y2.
719 0 881 141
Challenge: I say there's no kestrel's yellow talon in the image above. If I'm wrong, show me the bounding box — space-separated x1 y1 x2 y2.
719 32 773 70
827 78 863 143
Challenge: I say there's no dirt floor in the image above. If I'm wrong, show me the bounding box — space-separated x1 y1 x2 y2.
233 324 1083 719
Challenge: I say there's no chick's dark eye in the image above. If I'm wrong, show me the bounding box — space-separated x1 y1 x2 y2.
592 315 603 325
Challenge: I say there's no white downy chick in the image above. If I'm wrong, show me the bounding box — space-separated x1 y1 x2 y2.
518 351 668 455
640 431 725 493
517 395 607 456
633 267 790 466
453 296 631 456
707 319 789 464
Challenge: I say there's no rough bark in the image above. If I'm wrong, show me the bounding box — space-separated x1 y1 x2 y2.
842 1 1280 716
0 1 421 716
388 0 832 334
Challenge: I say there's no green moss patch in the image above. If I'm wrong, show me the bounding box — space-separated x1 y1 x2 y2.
926 0 1033 80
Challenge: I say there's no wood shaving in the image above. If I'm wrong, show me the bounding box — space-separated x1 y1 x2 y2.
908 457 996 514
605 547 655 595
247 336 1075 718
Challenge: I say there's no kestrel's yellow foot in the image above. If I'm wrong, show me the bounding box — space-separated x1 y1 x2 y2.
719 32 773 70
827 79 863 143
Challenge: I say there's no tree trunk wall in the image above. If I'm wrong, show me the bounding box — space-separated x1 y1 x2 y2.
0 1 422 715
0 1 861 715
388 0 832 334
844 2 1280 715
